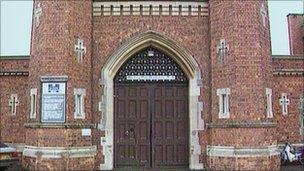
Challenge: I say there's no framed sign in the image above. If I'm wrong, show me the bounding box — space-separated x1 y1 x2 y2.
41 82 66 122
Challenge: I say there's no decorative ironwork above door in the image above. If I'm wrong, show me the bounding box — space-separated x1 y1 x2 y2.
114 47 188 83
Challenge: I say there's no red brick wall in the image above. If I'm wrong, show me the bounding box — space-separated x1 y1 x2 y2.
210 0 273 122
22 156 94 170
92 14 211 167
25 128 92 147
207 155 280 170
1 1 304 170
272 56 304 69
287 14 304 55
208 1 278 168
23 0 95 169
272 57 304 143
0 58 29 143
29 0 93 125
209 0 273 140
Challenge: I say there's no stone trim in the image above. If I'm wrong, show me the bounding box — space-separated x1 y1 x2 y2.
24 123 96 129
273 69 304 76
0 56 30 60
23 146 97 159
74 88 86 119
216 88 230 119
206 121 276 128
30 88 38 119
266 88 273 118
271 55 304 60
41 75 68 82
0 70 29 76
207 145 280 157
93 1 209 17
4 143 25 153
278 143 304 150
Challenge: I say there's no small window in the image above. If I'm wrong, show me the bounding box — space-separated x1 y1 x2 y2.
217 88 230 118
222 94 227 114
9 94 19 116
266 88 273 118
30 88 37 119
74 88 86 119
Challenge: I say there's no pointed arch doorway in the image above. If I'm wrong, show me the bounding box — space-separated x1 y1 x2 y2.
114 47 189 169
99 31 204 170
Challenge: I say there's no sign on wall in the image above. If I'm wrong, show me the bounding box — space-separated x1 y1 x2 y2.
41 82 66 122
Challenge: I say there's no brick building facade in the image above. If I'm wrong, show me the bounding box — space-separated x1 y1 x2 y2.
0 0 303 170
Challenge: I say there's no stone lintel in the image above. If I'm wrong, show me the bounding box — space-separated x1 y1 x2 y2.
0 56 30 60
24 123 96 129
41 75 69 82
271 55 304 60
206 121 276 129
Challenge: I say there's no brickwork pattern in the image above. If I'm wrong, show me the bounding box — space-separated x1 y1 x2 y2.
287 14 304 55
207 155 280 170
22 156 94 170
274 76 304 143
0 59 29 142
0 0 303 170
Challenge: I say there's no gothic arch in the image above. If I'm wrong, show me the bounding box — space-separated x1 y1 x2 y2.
99 31 204 170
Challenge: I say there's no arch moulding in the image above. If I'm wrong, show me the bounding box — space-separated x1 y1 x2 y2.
98 31 204 170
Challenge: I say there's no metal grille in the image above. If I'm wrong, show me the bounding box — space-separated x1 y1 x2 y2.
114 47 187 83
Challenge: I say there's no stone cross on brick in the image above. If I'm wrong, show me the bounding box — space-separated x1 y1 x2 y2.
279 93 290 115
260 3 267 27
9 94 19 115
34 3 42 27
74 38 86 63
217 39 229 60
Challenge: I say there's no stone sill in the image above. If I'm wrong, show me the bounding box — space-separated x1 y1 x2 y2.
271 55 304 60
0 55 30 60
206 121 276 129
24 123 96 129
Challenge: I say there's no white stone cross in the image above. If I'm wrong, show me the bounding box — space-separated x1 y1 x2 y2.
260 3 267 27
217 39 229 60
9 94 19 115
279 93 290 115
34 3 43 27
74 38 86 63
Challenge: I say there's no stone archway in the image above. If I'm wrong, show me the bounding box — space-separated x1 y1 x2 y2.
99 31 204 170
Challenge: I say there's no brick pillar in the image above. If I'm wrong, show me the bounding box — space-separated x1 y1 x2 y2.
287 14 304 55
23 0 95 170
208 0 280 170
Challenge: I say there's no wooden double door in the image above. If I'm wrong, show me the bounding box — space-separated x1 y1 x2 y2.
114 83 189 169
